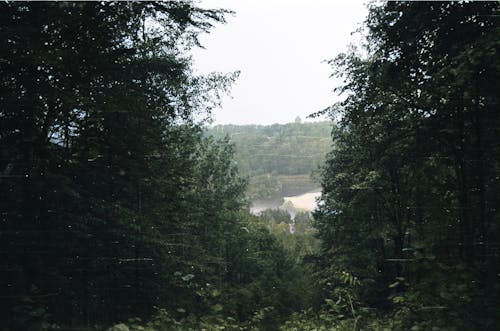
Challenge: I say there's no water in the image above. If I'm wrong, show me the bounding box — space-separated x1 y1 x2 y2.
250 190 321 217
283 191 321 211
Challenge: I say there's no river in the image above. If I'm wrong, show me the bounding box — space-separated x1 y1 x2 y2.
250 190 321 217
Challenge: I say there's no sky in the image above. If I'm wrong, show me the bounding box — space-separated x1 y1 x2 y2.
191 0 369 125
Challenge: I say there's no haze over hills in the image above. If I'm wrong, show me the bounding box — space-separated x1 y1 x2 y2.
205 120 333 211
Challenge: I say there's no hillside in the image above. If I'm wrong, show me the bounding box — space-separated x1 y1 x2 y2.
205 121 333 201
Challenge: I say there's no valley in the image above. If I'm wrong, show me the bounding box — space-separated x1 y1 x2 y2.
205 121 331 216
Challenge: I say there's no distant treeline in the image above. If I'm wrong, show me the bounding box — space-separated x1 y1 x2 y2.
206 121 332 177
205 122 332 200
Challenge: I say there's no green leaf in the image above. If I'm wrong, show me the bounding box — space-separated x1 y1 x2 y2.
392 296 405 304
211 304 223 312
388 281 399 288
181 273 194 281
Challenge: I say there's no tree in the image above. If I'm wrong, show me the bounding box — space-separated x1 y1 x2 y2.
0 1 239 328
314 2 499 329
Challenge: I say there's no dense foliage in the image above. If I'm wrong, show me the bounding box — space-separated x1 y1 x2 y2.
312 2 500 330
2 1 498 331
0 2 314 330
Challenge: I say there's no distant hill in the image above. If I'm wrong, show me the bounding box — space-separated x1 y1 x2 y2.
205 121 333 201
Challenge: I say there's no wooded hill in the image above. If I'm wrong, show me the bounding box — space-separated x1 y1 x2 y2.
205 121 332 200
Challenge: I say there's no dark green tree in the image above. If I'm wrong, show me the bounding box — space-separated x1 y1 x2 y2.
314 2 499 330
0 1 239 328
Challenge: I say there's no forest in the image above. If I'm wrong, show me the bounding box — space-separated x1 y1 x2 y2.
206 122 332 177
205 122 331 201
0 1 499 331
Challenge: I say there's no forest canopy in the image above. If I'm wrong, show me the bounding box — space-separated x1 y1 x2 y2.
0 2 307 329
312 1 500 330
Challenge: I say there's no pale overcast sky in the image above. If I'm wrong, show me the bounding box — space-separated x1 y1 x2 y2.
191 0 369 125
